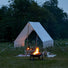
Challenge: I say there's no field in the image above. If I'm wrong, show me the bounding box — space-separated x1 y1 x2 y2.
0 40 68 68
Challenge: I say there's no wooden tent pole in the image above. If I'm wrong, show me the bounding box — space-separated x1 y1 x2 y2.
36 35 38 46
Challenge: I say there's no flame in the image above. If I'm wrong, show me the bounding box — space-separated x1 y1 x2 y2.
33 47 41 55
26 47 30 50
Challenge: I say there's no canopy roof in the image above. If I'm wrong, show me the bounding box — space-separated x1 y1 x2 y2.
29 22 53 42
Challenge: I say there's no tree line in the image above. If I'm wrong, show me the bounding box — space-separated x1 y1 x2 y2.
0 0 68 42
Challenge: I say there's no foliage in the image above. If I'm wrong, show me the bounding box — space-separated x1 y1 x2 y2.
0 0 68 42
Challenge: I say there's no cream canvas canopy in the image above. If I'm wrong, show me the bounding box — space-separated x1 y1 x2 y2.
14 22 53 48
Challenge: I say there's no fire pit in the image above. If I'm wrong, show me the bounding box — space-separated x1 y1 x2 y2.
30 47 43 60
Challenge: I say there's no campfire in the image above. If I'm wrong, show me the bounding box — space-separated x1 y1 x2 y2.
25 46 43 60
32 47 41 55
30 47 43 60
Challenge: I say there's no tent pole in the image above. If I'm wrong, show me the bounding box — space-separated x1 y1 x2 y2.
36 35 38 46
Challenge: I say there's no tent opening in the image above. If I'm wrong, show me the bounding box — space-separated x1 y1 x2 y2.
25 31 43 48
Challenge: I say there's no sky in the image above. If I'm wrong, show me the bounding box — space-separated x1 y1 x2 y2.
0 0 68 13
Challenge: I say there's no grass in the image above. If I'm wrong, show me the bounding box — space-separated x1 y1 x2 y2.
0 40 68 68
0 57 68 68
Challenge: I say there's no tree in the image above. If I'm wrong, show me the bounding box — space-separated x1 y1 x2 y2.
50 0 58 7
0 0 68 41
42 0 68 39
43 0 58 7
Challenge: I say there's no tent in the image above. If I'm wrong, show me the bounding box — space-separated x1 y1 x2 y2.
14 22 54 48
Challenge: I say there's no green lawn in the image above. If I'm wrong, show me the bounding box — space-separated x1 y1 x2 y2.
0 40 68 68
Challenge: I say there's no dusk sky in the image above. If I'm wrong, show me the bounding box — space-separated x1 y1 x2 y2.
0 0 68 13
